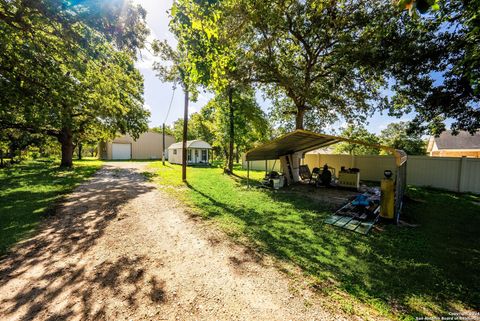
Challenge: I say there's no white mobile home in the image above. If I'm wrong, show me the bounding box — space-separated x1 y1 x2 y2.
168 140 212 165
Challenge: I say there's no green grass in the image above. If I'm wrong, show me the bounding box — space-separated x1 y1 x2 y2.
0 159 103 255
149 162 480 320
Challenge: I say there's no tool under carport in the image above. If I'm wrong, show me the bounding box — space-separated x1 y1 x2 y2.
324 190 381 235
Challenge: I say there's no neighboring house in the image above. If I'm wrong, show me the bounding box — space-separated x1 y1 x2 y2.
427 130 480 157
168 140 212 165
99 131 175 160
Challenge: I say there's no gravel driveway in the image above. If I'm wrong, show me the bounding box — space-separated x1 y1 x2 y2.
0 162 341 320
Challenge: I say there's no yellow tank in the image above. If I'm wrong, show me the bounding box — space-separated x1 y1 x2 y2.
380 178 395 219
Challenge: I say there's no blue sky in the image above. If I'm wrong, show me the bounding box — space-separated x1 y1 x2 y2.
133 0 415 134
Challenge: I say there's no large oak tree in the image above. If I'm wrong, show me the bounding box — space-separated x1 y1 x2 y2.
228 0 411 130
170 0 479 135
0 0 150 167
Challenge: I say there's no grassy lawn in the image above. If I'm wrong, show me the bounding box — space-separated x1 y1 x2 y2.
149 162 480 320
0 159 103 255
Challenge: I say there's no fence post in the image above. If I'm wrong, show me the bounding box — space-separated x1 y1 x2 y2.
457 156 467 193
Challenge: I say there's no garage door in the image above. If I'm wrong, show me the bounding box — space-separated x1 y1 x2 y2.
112 143 131 160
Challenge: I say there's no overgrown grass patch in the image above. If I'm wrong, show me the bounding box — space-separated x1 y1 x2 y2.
0 159 102 255
149 162 480 320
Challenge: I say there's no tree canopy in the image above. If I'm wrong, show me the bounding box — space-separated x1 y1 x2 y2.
379 122 426 155
0 0 150 167
333 121 427 156
165 0 264 172
225 0 429 131
333 125 381 156
165 0 479 137
203 88 270 161
389 0 480 134
167 88 270 164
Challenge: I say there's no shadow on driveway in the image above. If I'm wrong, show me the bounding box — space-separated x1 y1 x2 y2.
0 165 164 320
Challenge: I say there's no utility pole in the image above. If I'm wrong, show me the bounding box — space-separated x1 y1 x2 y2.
163 84 176 166
162 123 165 165
182 88 189 182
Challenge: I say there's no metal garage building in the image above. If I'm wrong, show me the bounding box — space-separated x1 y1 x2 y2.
99 131 175 160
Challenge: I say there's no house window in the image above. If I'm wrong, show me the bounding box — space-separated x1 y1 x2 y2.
187 149 192 161
173 149 177 155
195 149 198 157
202 149 207 161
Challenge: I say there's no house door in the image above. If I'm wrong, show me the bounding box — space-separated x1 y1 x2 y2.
194 149 199 163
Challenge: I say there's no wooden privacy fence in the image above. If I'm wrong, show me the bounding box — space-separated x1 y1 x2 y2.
243 154 480 194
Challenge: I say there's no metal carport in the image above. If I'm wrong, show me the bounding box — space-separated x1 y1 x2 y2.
245 129 408 222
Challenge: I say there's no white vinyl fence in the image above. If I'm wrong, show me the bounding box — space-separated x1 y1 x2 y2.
243 154 480 194
244 159 282 172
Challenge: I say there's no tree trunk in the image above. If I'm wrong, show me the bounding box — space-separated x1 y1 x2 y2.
295 108 305 130
227 88 234 173
77 142 82 160
9 146 15 164
222 146 228 168
182 88 189 182
58 128 74 168
0 149 3 167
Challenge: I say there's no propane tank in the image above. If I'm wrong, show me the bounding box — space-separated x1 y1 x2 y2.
380 170 395 219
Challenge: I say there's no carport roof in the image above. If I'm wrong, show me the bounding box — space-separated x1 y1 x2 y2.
245 130 407 166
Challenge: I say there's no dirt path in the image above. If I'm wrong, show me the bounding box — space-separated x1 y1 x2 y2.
0 162 343 320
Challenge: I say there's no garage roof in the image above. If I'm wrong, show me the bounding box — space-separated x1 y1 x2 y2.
245 130 407 166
